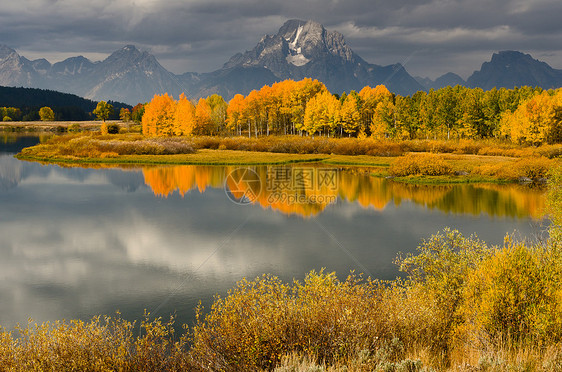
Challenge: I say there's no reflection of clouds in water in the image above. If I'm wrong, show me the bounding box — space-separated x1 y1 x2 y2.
0 147 546 329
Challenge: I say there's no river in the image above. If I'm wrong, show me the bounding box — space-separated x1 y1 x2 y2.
0 134 546 329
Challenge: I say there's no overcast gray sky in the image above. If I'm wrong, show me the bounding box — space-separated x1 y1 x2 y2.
2 0 561 79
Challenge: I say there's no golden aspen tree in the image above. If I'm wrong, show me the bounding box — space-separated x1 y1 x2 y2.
174 93 196 136
119 108 131 122
207 94 228 134
290 78 327 134
195 97 213 135
303 93 323 136
141 93 176 136
524 92 556 145
340 94 361 136
370 99 395 139
39 106 55 121
278 79 298 134
227 94 245 136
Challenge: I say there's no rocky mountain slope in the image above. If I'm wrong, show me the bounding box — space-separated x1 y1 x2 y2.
0 20 424 103
466 51 562 90
1 23 561 104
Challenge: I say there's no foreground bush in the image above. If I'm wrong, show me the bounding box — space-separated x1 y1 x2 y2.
189 271 389 371
461 241 562 347
0 313 192 371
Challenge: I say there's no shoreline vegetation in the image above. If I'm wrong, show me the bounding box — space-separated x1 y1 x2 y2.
0 120 121 133
15 131 560 184
1 225 562 371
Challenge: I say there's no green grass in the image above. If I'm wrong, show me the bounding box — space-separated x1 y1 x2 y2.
17 149 329 166
390 174 507 184
318 154 392 167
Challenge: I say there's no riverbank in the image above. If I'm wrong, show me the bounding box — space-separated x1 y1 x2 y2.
15 132 560 183
0 120 124 132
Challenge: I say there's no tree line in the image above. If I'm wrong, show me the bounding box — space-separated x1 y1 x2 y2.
135 78 562 145
0 86 132 121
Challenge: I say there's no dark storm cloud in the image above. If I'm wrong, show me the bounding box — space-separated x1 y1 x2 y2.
1 0 561 79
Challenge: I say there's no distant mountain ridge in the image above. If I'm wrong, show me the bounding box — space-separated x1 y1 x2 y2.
0 20 425 104
416 51 562 91
1 22 562 104
416 72 466 90
0 44 192 105
466 51 562 90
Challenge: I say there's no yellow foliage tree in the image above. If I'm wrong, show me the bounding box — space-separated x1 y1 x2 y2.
227 94 245 136
500 91 560 145
142 93 176 136
303 91 340 137
39 106 55 121
340 95 360 136
173 93 196 136
194 98 212 135
370 99 395 139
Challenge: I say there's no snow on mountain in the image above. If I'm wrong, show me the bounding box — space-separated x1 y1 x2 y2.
4 21 561 104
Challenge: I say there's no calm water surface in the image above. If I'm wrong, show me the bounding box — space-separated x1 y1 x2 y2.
0 134 547 328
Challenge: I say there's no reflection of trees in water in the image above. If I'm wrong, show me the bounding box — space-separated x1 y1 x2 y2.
141 165 546 219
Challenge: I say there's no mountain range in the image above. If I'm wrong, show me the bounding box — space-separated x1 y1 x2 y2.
416 51 562 91
1 19 562 105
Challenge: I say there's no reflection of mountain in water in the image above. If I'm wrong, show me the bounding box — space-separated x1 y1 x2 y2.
0 155 21 190
0 154 146 192
141 165 546 219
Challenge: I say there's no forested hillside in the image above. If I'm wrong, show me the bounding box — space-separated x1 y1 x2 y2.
0 86 130 121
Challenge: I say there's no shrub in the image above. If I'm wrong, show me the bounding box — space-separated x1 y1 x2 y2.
395 228 492 353
461 241 562 347
472 157 554 181
189 271 389 371
101 122 120 135
389 153 452 177
67 123 81 133
513 156 553 180
0 313 192 371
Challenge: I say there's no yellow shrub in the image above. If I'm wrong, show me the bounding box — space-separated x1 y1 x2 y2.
100 151 119 158
472 157 554 181
461 242 562 346
189 271 391 371
0 314 191 371
389 153 452 177
513 156 553 180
